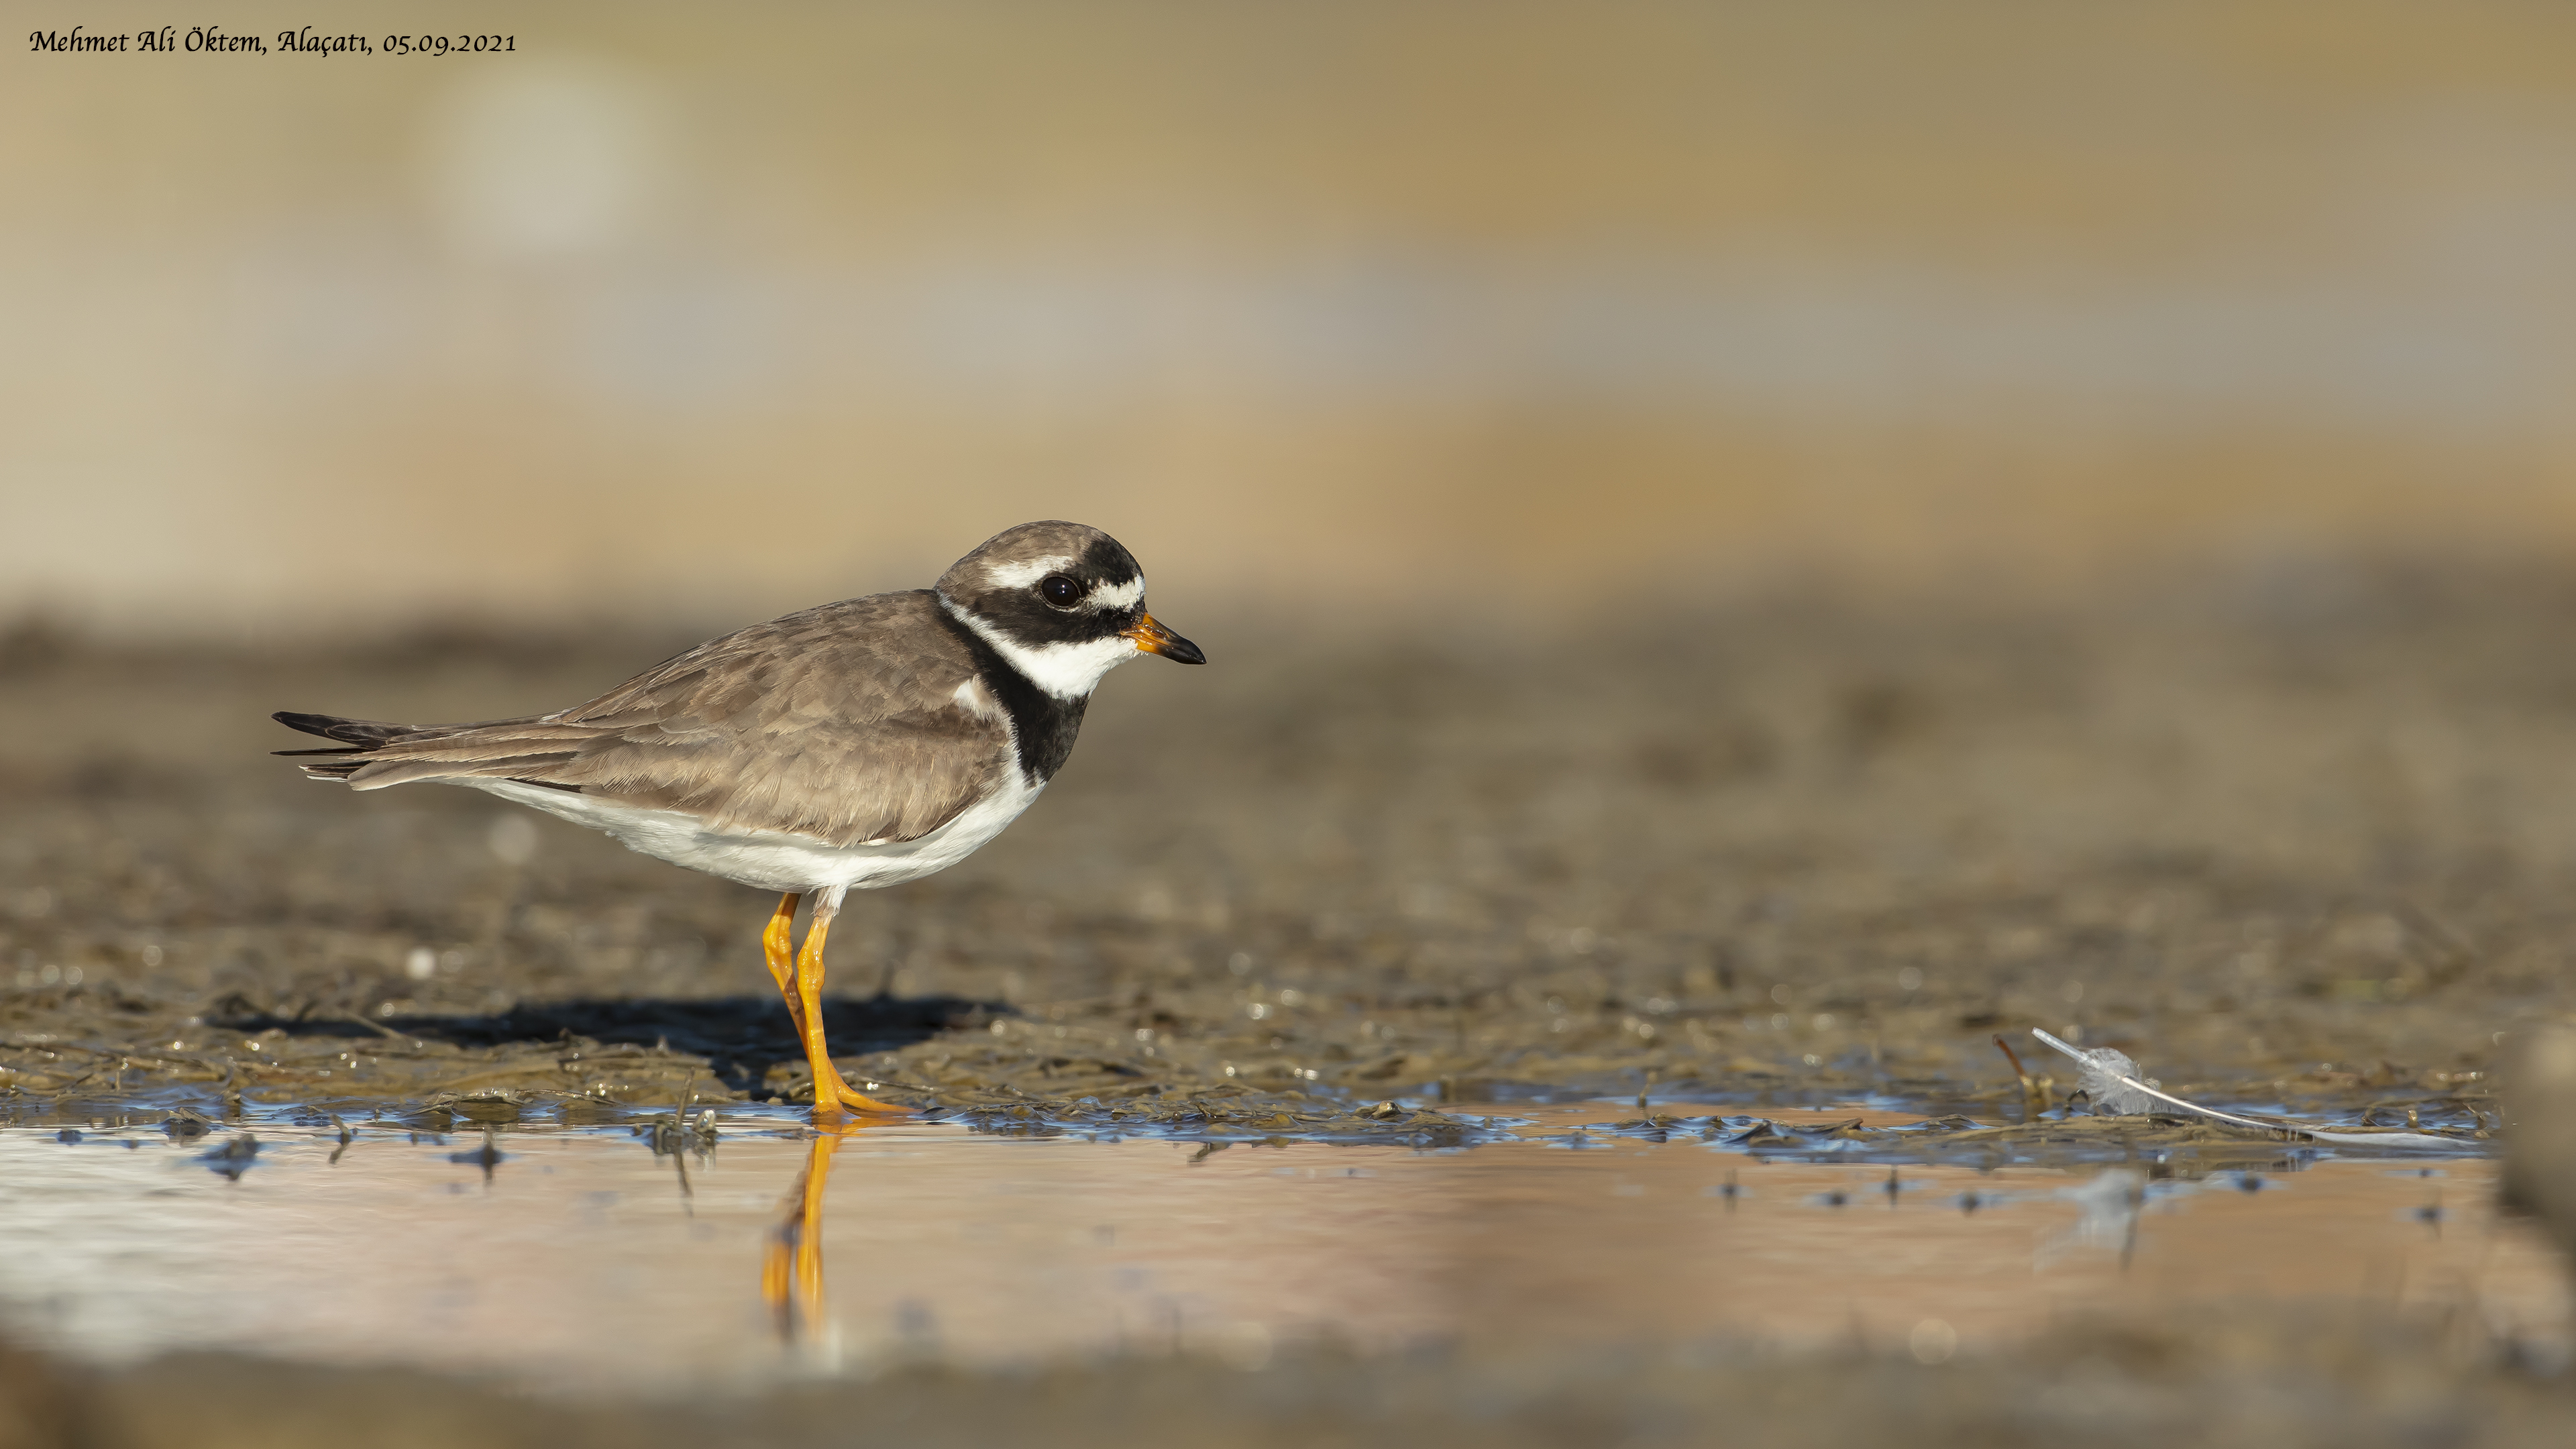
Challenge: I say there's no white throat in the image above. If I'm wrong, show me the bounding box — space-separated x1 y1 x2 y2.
940 595 1138 701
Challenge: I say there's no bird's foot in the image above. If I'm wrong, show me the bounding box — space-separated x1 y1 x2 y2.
810 1073 913 1118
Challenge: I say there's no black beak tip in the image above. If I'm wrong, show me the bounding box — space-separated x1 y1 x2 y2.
1163 635 1208 666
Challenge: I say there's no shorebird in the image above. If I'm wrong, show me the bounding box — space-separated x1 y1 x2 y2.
272 521 1203 1114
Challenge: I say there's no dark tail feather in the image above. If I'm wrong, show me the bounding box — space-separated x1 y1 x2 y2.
272 708 580 788
271 711 417 749
272 711 427 779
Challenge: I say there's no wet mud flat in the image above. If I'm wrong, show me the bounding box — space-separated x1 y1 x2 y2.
10 569 2576 1118
6 568 2576 1438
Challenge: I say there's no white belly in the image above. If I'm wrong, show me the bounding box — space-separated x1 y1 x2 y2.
462 775 1043 894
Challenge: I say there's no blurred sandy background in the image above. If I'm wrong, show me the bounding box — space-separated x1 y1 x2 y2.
7 0 2576 639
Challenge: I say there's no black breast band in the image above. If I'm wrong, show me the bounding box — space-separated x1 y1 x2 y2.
933 610 1089 784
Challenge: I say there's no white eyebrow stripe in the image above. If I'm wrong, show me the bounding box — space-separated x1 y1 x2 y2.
981 555 1078 589
1087 577 1144 610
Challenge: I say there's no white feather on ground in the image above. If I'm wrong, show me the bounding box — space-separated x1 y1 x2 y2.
2028 1028 2464 1150
2028 1030 2158 1115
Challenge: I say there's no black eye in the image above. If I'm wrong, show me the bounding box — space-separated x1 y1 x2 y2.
1038 574 1083 608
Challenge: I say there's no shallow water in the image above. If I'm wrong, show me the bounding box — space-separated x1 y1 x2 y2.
0 1100 2561 1391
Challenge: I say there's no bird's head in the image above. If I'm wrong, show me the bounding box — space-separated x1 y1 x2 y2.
935 521 1204 699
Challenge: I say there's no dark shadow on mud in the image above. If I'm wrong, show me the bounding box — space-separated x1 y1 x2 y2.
207 994 1008 1099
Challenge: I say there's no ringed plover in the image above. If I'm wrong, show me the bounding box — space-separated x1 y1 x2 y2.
273 521 1203 1114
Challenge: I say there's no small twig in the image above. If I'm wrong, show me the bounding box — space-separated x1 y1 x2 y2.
1993 1033 2031 1087
330 1008 409 1042
1994 1034 2039 1122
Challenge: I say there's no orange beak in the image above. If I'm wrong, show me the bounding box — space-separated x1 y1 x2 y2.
1121 612 1205 665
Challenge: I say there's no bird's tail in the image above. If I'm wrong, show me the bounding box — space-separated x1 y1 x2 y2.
270 711 435 780
271 709 594 790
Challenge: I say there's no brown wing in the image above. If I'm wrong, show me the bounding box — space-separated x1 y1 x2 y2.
298 592 1010 847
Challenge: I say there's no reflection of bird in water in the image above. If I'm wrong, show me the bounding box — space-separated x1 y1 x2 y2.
764 1129 845 1348
270 523 1203 1117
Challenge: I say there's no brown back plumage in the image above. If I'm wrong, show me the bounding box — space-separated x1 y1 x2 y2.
275 592 1011 848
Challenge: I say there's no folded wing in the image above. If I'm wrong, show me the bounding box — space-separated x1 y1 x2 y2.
275 593 1008 849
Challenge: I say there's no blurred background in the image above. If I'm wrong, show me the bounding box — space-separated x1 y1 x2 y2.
10 9 2576 1411
11 0 2576 640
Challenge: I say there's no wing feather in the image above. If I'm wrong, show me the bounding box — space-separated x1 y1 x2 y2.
298 592 1010 847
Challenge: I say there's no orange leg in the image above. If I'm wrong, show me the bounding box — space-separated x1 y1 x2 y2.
761 1128 845 1342
762 892 809 1040
793 892 909 1117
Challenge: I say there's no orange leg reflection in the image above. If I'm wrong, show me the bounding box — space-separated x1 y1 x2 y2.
762 1125 853 1345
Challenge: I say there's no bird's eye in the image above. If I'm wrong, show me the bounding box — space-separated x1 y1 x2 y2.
1038 574 1083 608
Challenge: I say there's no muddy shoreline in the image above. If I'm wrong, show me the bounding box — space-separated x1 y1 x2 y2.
8 574 2573 1123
